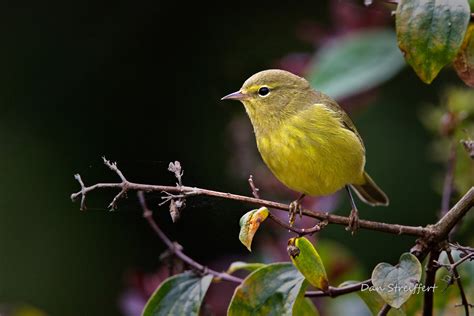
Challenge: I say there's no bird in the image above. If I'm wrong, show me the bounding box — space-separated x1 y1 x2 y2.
221 69 389 232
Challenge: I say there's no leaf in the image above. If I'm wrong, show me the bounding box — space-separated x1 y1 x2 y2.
288 237 329 291
454 24 474 87
226 261 265 274
238 207 269 251
371 253 422 309
142 271 213 316
396 0 471 83
293 294 320 316
308 29 405 100
340 281 406 315
228 263 316 316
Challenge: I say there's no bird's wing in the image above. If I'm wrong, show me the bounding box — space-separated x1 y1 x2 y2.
316 93 366 151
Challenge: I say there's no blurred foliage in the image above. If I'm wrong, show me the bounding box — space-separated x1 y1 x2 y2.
454 24 474 87
0 305 48 316
308 29 405 100
420 87 474 197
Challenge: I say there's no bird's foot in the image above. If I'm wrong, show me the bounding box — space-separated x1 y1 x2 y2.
346 208 360 235
288 200 303 227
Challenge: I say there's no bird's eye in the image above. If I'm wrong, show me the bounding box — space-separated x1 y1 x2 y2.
258 86 270 97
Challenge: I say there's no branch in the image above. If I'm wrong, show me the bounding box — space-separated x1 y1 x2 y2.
446 250 473 315
305 279 371 297
423 249 441 316
70 158 474 304
71 158 431 237
440 142 457 217
436 252 474 272
137 191 242 284
377 304 391 316
431 187 474 243
450 243 474 256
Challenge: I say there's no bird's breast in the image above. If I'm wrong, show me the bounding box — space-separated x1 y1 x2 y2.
255 105 365 196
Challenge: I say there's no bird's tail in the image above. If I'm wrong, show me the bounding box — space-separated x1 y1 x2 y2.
351 172 389 206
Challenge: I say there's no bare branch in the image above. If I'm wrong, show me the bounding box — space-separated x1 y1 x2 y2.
103 156 127 182
446 250 473 315
441 142 457 217
436 252 474 275
377 304 391 316
305 279 371 297
432 187 474 243
70 158 474 306
73 174 87 211
248 175 260 199
423 249 440 316
450 243 474 256
71 158 433 237
137 191 242 284
102 157 129 209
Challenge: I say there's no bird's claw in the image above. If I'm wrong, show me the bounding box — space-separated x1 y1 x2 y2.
346 208 360 235
289 200 302 227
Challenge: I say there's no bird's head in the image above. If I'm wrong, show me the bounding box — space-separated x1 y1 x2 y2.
221 69 312 128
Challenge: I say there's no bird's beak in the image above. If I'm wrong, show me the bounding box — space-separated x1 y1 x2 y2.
221 90 247 101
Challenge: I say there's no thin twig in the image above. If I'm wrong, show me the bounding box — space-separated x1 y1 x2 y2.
436 253 474 272
73 174 87 210
71 158 434 237
137 191 242 284
248 175 326 236
450 243 474 256
377 304 391 316
446 249 473 315
423 249 440 316
441 142 457 217
305 279 371 297
248 175 260 199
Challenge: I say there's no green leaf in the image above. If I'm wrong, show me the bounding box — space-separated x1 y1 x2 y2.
226 261 265 274
288 237 329 291
454 24 474 87
142 271 213 316
371 253 422 309
228 263 316 316
293 295 320 316
396 0 471 83
308 29 405 100
238 207 269 251
340 281 406 315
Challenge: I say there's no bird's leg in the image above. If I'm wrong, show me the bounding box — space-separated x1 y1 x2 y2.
345 185 359 235
288 193 305 227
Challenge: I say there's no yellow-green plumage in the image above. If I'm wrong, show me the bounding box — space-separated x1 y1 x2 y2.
223 69 388 206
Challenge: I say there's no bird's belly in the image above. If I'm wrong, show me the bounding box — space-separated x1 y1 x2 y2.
257 125 365 196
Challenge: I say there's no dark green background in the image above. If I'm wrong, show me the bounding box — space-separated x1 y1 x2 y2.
0 1 452 315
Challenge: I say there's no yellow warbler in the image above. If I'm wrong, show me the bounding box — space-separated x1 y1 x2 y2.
222 69 389 231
